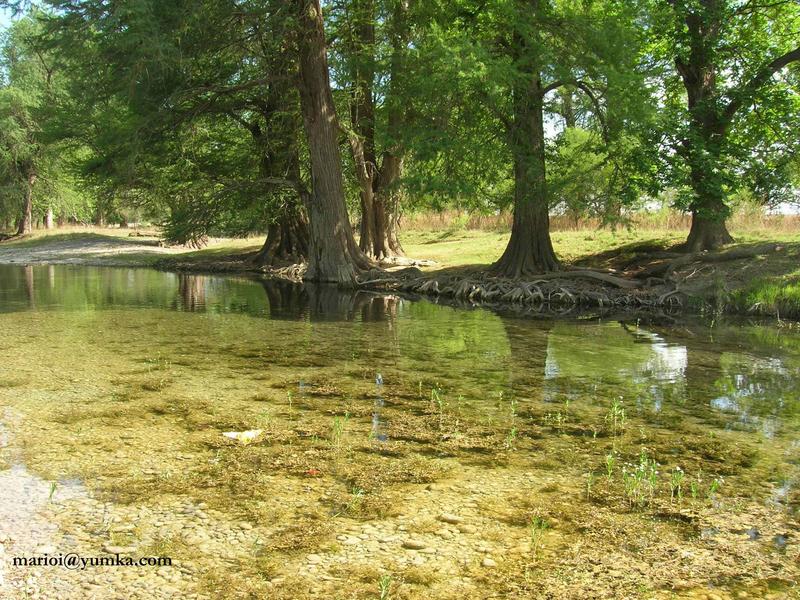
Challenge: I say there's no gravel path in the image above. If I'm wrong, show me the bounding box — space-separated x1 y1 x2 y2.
0 235 181 267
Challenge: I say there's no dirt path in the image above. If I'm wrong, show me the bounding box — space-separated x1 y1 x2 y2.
0 234 181 267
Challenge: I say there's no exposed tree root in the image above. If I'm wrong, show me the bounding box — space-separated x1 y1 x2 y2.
529 269 642 289
641 243 780 280
356 268 683 313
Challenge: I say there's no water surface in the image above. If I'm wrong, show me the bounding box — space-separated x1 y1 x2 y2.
0 265 798 599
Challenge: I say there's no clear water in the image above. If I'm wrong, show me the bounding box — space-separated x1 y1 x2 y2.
0 265 798 599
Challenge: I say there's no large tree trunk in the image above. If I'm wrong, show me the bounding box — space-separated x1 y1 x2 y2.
374 154 405 257
252 210 310 266
248 124 310 267
296 0 372 285
375 0 409 259
242 43 309 268
16 173 36 235
676 6 734 252
682 133 734 251
346 0 406 261
345 0 382 259
491 74 559 277
685 207 734 252
349 131 378 257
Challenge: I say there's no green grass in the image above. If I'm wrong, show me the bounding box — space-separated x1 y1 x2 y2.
401 227 799 270
732 271 800 319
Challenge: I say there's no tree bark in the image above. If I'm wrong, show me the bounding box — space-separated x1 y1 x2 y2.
561 89 576 128
675 2 735 251
246 117 310 266
252 210 310 266
345 0 406 260
375 0 409 258
45 207 54 229
296 0 372 285
16 173 36 235
345 0 382 259
374 153 405 257
685 207 734 252
491 63 559 276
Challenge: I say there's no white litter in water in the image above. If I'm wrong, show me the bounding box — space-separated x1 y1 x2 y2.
222 429 264 444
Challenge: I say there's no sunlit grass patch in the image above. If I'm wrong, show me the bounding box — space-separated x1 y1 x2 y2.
733 271 800 319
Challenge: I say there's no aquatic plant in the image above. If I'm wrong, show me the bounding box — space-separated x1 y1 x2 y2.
431 386 446 431
543 411 566 432
258 409 272 429
505 426 518 450
621 449 659 508
586 472 596 499
529 515 549 559
605 397 626 435
690 479 699 499
708 476 724 499
605 452 616 483
669 467 684 503
505 398 519 449
144 354 172 372
430 386 444 411
331 413 350 451
378 574 392 600
346 487 365 514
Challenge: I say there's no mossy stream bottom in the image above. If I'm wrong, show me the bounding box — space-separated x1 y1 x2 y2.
0 265 798 599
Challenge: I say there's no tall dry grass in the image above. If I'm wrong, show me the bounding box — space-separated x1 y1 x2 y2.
400 209 800 234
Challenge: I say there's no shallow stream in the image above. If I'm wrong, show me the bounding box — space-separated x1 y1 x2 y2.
0 265 798 599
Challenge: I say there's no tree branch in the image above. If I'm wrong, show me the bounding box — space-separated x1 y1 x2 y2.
573 81 609 143
532 79 608 141
723 45 800 123
540 80 564 96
